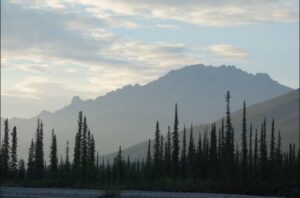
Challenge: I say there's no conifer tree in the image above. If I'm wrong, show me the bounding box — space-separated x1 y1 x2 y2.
153 121 161 176
164 126 171 176
249 124 253 178
188 124 195 178
88 134 96 178
35 119 44 179
181 125 187 178
225 91 234 177
172 103 180 177
18 159 25 179
160 134 164 176
254 128 258 179
10 126 18 177
145 139 152 179
116 146 123 179
270 119 275 179
27 139 35 180
1 119 10 177
276 130 282 181
81 116 88 174
74 111 83 174
65 141 70 171
210 124 218 178
197 133 203 178
260 119 268 180
49 129 58 178
241 101 248 181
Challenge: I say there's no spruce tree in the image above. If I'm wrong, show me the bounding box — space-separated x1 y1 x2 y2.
254 128 258 179
65 141 70 171
260 119 268 181
74 111 83 175
210 124 218 178
225 91 234 177
2 119 10 177
153 121 161 176
10 126 18 177
181 125 187 178
49 129 58 178
27 139 35 180
270 119 275 179
145 139 152 179
241 101 248 182
164 126 171 176
172 103 180 177
188 124 195 178
18 159 25 179
249 124 253 179
81 116 88 174
197 133 203 178
35 119 44 179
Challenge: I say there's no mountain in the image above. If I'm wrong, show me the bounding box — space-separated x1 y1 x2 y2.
4 64 293 160
103 88 299 161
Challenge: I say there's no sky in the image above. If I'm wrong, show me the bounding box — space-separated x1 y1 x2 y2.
1 0 299 119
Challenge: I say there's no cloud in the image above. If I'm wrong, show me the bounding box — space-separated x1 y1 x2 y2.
156 24 179 29
208 44 249 61
56 0 298 26
5 0 293 118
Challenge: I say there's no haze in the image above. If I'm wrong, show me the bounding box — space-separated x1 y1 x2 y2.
1 0 299 119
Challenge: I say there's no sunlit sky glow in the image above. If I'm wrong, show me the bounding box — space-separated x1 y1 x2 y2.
1 0 299 118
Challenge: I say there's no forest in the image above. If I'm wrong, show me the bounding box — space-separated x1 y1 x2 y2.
0 91 299 196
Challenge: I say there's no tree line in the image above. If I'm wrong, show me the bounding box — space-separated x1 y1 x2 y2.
0 91 299 196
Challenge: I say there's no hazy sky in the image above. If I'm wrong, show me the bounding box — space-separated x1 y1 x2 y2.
1 0 299 119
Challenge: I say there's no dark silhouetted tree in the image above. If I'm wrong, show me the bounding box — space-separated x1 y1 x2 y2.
181 125 187 178
241 101 248 182
10 126 18 177
172 103 180 177
49 129 58 178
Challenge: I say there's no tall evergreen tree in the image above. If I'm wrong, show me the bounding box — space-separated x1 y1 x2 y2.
27 139 35 180
10 126 18 177
160 134 164 176
164 126 171 176
254 128 258 179
241 101 248 181
35 119 44 179
65 141 70 171
270 119 275 179
49 129 58 178
74 111 83 174
145 139 152 179
153 121 161 176
81 116 88 174
1 119 10 177
260 119 268 180
197 133 203 178
276 130 282 181
249 124 253 179
210 123 218 178
181 125 187 178
172 103 180 177
188 124 195 178
18 159 25 179
225 91 234 177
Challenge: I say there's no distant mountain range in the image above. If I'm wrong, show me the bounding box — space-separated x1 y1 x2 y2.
103 88 299 162
3 64 294 160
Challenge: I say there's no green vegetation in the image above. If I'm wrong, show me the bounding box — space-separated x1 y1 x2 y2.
0 91 299 197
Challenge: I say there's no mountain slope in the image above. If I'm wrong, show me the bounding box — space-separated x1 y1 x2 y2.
5 64 293 160
104 89 299 161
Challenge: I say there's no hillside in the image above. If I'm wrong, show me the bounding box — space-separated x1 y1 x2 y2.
4 64 293 160
103 89 299 161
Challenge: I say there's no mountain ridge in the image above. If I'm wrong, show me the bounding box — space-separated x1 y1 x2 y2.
3 64 293 161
